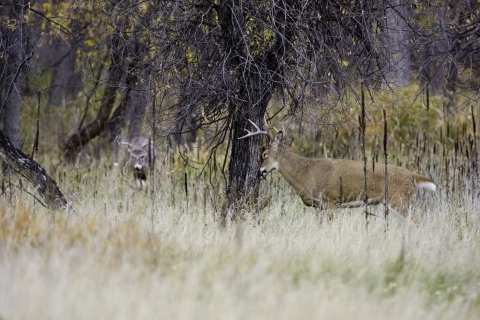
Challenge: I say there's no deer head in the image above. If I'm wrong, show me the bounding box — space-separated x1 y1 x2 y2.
122 135 156 190
258 132 294 178
239 119 293 178
127 136 150 173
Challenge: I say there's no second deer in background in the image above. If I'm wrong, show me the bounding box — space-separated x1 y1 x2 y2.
125 135 156 190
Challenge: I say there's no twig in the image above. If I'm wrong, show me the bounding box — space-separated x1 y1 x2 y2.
3 181 47 209
383 108 389 233
361 82 369 232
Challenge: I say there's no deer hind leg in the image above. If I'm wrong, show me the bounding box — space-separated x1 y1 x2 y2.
389 195 418 225
313 208 334 224
300 192 336 223
315 199 336 223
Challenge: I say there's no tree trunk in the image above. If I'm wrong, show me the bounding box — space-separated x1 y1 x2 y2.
443 56 459 114
103 94 128 164
226 66 277 219
0 130 67 210
3 80 21 148
385 0 411 86
102 71 147 165
217 1 285 220
127 81 148 138
64 19 148 162
48 41 83 107
226 102 269 218
64 65 121 161
169 90 198 153
0 0 27 149
64 29 123 162
102 81 148 164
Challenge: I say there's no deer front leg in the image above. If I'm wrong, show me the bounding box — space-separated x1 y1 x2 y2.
316 194 337 222
320 201 336 222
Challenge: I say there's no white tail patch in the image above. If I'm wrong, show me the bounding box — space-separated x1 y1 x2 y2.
415 180 436 192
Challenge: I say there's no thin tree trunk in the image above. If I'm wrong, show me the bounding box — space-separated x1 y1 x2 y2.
1 0 27 149
127 81 148 138
169 91 198 153
64 29 123 162
443 53 459 114
103 70 147 164
385 0 411 86
48 41 83 107
103 95 128 164
64 67 121 161
3 81 21 148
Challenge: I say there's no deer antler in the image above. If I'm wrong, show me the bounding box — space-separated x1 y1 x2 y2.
238 119 273 141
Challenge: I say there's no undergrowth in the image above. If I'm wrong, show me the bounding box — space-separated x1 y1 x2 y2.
1 84 479 319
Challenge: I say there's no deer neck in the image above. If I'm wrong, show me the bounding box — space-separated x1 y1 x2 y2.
276 148 312 192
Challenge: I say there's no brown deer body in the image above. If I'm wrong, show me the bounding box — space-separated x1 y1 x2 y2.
240 120 436 220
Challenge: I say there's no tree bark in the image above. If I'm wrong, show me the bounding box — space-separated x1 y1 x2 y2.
225 53 280 215
443 56 459 114
3 80 21 148
103 68 147 163
64 66 120 161
127 81 148 138
385 0 411 86
227 97 270 217
0 0 27 149
64 18 148 162
48 41 83 107
0 130 67 210
169 90 198 153
217 1 287 219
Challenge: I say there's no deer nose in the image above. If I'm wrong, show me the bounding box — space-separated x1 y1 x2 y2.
134 164 143 171
259 167 267 178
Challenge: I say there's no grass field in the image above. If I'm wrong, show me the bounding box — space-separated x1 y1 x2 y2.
1 156 479 320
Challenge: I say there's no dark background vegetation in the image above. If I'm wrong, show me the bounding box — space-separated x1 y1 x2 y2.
1 0 479 217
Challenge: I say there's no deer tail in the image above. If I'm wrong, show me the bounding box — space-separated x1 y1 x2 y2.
413 173 436 192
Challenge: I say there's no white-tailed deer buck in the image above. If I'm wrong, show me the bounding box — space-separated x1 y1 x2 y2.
125 135 155 190
240 120 436 221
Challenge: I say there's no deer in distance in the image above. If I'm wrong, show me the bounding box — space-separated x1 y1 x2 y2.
124 135 156 190
239 120 436 222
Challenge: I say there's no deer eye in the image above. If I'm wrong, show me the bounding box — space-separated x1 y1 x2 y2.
262 152 268 159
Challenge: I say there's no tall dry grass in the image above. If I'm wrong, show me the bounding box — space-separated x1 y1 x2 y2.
1 89 479 319
0 157 479 320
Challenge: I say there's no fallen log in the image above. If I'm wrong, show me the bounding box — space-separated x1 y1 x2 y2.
0 130 67 210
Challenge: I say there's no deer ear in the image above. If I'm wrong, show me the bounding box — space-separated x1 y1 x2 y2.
282 138 293 146
274 131 283 143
